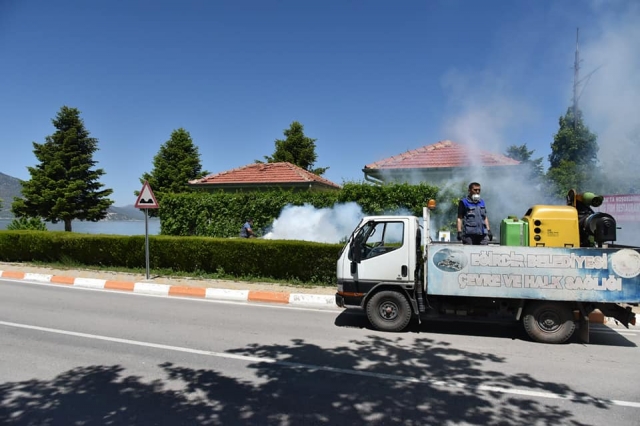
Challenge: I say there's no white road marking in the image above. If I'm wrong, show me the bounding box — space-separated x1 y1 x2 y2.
1 319 639 409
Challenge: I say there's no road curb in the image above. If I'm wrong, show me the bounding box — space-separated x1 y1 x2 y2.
0 270 337 309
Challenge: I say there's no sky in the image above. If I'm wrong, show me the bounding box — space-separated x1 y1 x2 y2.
1 0 639 208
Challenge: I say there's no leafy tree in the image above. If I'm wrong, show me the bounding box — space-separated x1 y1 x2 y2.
504 144 544 182
12 106 113 232
546 108 599 198
139 128 208 217
262 121 328 175
7 217 47 231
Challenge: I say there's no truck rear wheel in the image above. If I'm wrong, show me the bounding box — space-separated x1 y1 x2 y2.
366 290 412 332
523 301 576 344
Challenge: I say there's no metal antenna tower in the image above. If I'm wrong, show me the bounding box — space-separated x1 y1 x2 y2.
573 28 580 129
571 28 602 129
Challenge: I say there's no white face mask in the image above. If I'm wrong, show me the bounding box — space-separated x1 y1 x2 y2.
471 193 481 202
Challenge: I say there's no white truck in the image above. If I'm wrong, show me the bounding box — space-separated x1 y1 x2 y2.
335 193 640 343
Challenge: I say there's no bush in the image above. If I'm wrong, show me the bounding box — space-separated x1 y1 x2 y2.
0 231 341 285
7 217 47 231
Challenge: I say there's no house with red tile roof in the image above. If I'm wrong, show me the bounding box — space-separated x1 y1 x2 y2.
363 140 522 184
188 162 341 192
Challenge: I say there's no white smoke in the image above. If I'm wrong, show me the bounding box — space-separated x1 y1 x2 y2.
580 3 640 191
579 2 640 244
437 66 545 230
262 202 364 243
440 68 536 154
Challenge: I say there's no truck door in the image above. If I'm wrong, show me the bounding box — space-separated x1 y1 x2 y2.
349 219 412 284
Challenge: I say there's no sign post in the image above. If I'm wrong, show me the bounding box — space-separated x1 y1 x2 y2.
134 181 159 279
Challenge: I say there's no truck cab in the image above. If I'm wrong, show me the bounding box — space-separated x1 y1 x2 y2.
337 215 420 308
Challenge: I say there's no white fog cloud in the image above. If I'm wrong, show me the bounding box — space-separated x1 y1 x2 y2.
440 68 536 154
439 68 543 225
262 202 364 243
580 3 640 185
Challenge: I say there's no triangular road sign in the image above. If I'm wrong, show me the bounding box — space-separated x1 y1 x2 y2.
135 181 159 209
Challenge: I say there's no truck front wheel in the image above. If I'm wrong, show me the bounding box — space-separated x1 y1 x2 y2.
366 290 412 332
523 301 576 344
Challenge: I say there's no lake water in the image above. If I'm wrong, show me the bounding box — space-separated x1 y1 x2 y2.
0 219 161 235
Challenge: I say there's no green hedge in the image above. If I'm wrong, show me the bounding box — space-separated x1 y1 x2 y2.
0 231 146 267
159 182 440 237
0 231 341 284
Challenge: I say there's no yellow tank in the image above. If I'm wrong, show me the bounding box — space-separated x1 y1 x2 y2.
522 205 580 247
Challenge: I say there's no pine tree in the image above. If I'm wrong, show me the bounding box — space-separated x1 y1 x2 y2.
262 121 328 175
139 128 208 217
12 106 113 232
546 108 599 198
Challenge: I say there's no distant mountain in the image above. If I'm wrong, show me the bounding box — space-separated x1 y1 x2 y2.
106 205 147 221
0 172 148 221
0 172 23 219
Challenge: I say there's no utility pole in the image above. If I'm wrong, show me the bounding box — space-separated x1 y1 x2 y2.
573 28 580 129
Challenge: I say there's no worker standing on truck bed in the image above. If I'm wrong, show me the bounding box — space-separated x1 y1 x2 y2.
457 182 492 245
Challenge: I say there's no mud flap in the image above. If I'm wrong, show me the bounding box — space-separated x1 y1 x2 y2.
576 303 590 343
409 296 421 325
578 315 589 343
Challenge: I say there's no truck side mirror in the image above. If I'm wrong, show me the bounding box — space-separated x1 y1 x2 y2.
351 239 362 263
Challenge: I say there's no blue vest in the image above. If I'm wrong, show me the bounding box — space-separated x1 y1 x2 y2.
240 222 251 238
461 197 487 236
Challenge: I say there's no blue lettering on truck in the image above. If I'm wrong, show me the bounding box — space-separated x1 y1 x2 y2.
428 245 640 302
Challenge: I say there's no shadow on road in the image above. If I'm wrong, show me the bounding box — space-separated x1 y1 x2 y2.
335 309 638 347
586 325 638 347
0 333 611 425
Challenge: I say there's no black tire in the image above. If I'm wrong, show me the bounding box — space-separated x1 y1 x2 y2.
523 301 576 344
366 290 413 332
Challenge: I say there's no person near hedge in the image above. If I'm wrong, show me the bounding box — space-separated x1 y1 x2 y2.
457 182 492 245
240 217 256 238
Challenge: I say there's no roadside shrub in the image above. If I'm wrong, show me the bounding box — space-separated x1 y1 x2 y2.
7 217 47 231
0 231 341 285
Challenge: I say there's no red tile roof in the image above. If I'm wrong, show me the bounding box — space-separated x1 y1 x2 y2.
364 140 520 170
189 162 341 189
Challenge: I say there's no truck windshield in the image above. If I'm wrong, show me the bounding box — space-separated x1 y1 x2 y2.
348 221 404 261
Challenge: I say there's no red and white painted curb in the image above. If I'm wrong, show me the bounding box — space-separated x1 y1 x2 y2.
0 270 337 309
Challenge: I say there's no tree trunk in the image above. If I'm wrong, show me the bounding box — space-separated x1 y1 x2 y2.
64 219 72 232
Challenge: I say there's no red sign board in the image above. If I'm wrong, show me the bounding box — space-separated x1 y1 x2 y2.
134 181 159 209
597 194 640 222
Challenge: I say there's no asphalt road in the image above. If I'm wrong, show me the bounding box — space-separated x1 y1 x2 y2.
1 278 640 425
